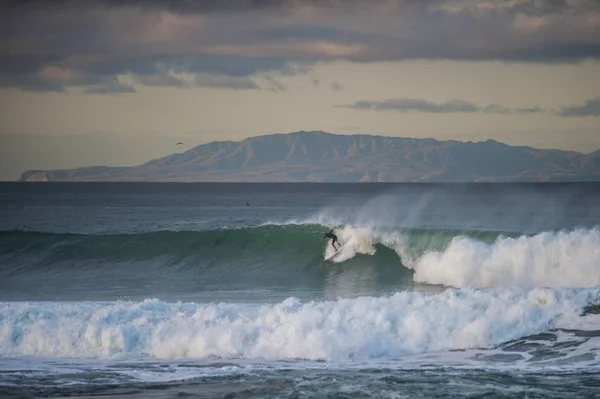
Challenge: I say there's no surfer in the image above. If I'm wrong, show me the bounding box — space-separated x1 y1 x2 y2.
322 229 339 250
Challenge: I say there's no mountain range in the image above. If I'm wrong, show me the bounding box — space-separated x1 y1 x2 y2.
19 131 600 182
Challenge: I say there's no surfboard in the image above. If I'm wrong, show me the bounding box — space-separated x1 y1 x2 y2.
324 243 344 262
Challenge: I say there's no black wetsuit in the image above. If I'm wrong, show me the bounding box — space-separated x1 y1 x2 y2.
323 229 339 250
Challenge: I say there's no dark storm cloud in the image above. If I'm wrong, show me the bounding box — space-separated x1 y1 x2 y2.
3 0 600 93
340 98 546 115
556 97 600 117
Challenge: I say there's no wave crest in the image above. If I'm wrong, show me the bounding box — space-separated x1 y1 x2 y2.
2 225 598 290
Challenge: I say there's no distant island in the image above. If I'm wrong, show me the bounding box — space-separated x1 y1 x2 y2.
19 131 600 182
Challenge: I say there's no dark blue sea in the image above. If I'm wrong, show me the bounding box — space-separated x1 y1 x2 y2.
0 182 599 398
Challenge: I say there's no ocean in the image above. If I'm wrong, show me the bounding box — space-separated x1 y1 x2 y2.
0 182 599 398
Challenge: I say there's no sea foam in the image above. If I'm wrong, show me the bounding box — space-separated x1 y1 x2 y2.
1 288 597 361
411 228 600 289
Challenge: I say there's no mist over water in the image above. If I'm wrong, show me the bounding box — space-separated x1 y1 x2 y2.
0 182 599 398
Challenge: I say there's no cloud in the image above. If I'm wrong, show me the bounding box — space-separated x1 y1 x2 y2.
341 96 600 117
482 104 547 115
83 81 136 95
515 106 544 114
556 97 600 117
342 98 482 113
3 0 600 92
262 75 287 92
194 74 260 90
340 97 549 115
482 104 512 114
135 74 184 87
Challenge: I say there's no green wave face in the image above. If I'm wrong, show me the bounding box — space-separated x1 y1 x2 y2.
2 225 598 300
0 225 513 274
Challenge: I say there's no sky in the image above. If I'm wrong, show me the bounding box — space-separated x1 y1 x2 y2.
1 0 600 180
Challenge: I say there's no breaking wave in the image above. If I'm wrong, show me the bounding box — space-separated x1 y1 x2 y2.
1 225 599 289
324 225 600 289
1 288 598 361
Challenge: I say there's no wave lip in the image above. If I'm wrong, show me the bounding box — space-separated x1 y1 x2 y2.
1 288 598 362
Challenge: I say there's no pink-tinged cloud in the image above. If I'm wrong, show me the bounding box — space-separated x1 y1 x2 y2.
2 0 600 92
